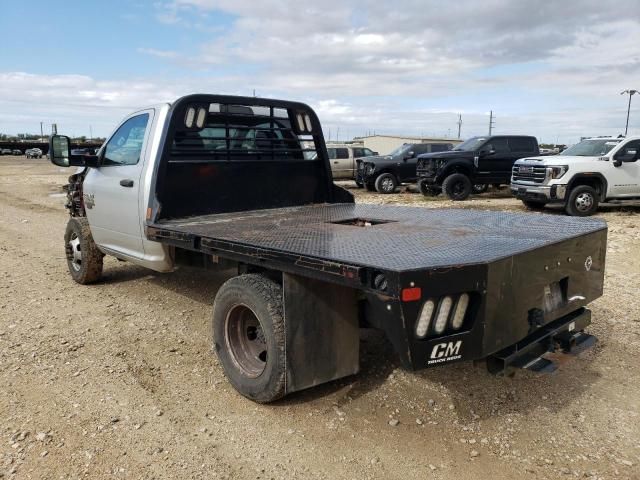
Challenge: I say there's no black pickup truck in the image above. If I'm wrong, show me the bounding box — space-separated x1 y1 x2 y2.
356 142 453 193
49 95 603 403
417 135 540 200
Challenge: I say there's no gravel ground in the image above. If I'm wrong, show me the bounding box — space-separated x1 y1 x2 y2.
1 156 639 480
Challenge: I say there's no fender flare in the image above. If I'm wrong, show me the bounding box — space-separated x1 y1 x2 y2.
567 173 608 201
439 162 473 182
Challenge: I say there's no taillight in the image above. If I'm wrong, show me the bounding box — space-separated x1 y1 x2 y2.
451 293 469 330
402 287 422 302
434 296 453 334
415 300 435 338
414 293 472 339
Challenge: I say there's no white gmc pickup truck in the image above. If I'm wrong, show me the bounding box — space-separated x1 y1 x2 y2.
511 136 640 216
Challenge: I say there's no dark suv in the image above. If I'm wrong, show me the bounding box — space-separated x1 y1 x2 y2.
416 135 539 200
356 142 453 193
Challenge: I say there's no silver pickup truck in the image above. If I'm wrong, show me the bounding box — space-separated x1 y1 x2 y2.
48 94 605 403
327 144 378 183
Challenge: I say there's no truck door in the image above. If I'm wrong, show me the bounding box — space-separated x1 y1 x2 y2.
329 147 351 179
399 144 428 182
508 137 538 168
609 140 640 197
83 110 153 259
477 137 510 182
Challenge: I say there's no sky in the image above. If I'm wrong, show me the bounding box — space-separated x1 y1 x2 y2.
1 0 639 144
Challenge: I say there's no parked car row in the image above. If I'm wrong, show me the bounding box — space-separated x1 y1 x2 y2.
0 147 46 157
336 134 640 217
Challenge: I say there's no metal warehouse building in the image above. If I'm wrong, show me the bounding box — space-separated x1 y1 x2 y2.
354 135 462 156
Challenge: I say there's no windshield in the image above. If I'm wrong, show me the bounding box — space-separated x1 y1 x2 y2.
388 144 411 156
560 139 621 157
454 137 486 151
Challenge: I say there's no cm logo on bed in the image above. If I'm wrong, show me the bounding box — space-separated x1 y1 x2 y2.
428 341 462 364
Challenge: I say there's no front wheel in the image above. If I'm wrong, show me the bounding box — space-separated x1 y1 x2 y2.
565 185 599 216
442 173 472 201
64 217 104 284
212 274 287 403
374 173 398 194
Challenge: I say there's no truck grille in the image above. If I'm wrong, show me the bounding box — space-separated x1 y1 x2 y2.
512 164 546 183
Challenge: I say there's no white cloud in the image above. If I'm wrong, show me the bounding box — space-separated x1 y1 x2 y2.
2 0 640 142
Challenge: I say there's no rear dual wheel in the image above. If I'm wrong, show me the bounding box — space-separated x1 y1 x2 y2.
212 274 286 403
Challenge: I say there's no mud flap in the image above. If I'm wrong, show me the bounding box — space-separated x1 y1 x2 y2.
282 273 359 394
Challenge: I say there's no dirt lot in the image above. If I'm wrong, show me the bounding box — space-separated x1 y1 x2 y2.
1 156 639 480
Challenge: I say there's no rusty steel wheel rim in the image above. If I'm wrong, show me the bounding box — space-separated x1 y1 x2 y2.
224 304 267 378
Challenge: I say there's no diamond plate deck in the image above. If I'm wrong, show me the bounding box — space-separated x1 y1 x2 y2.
154 204 607 272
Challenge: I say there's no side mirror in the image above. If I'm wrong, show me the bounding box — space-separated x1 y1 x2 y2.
615 149 637 164
49 135 71 167
49 134 100 168
405 151 415 159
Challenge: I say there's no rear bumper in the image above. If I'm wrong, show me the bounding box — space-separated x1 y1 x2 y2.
511 182 567 202
364 228 606 373
485 307 595 374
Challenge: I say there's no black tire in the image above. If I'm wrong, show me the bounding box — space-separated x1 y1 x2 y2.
374 173 398 194
64 217 103 284
442 173 472 201
418 180 440 197
365 182 376 192
212 274 286 403
522 200 547 211
565 185 599 217
472 184 488 194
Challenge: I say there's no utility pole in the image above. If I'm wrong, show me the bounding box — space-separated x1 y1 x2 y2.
456 113 462 139
621 89 638 136
89 125 93 142
40 122 44 142
488 110 495 135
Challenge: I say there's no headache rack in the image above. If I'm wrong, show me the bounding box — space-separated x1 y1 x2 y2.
149 94 349 222
168 103 319 162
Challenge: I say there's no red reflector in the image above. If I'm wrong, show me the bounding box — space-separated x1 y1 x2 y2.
401 287 422 302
